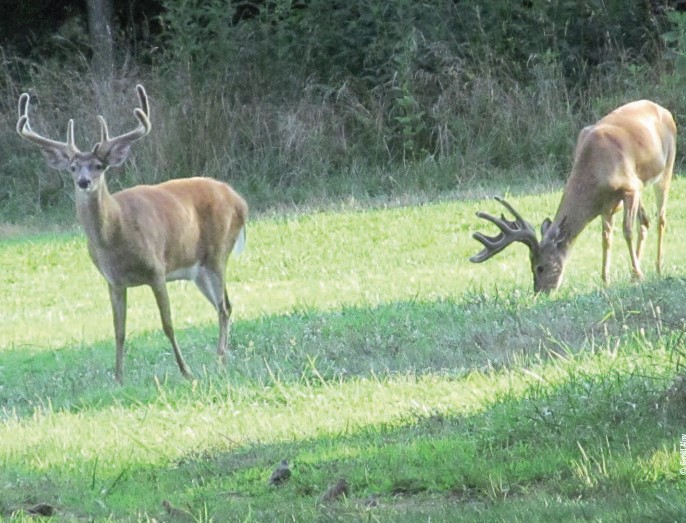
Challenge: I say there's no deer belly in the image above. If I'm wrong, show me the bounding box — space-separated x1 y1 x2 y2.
95 261 158 287
166 263 201 282
89 248 163 287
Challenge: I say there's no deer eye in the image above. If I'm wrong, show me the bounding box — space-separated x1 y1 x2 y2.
69 164 77 173
536 265 544 274
94 162 104 171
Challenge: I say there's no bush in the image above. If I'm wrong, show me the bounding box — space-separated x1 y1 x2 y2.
0 0 683 223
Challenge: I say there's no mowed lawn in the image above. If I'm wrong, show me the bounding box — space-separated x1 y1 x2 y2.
1 181 685 521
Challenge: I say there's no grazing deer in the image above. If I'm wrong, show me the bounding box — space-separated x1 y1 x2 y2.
17 85 248 382
470 100 676 293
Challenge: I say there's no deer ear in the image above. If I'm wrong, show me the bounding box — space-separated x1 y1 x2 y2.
554 217 570 247
97 142 133 167
40 146 71 171
540 218 552 236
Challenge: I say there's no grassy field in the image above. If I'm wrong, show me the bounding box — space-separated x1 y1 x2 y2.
1 180 685 521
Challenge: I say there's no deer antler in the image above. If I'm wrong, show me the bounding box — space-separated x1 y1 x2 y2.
17 93 79 156
470 196 540 263
96 84 151 157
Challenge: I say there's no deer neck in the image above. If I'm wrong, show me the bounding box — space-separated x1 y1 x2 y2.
75 177 122 248
551 179 602 249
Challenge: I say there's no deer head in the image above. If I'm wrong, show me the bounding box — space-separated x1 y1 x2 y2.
470 197 570 293
17 85 151 193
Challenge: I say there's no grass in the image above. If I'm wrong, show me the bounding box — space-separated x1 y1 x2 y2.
1 179 686 521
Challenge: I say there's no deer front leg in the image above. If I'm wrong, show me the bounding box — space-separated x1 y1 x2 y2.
108 284 127 384
623 192 644 281
150 280 193 379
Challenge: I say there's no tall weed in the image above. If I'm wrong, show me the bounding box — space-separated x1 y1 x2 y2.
0 1 685 222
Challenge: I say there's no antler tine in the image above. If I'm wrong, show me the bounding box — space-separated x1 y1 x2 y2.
493 196 529 225
17 93 29 125
16 92 79 154
470 230 511 263
97 84 151 153
136 84 150 121
67 119 76 149
469 197 540 263
97 115 110 143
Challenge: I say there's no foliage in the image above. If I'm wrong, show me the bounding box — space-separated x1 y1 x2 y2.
0 0 684 222
150 0 671 164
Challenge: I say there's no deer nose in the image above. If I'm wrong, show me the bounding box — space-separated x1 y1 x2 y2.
76 176 91 190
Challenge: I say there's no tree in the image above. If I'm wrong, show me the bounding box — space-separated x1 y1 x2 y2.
87 0 115 79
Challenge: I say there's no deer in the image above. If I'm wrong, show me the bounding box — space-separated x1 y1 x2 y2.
470 100 676 294
17 85 248 383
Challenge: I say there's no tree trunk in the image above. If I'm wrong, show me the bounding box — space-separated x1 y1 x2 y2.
87 0 114 80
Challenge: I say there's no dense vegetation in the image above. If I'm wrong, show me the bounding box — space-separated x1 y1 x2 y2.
1 0 686 222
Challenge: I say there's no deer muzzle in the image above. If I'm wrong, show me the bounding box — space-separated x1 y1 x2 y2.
76 176 92 190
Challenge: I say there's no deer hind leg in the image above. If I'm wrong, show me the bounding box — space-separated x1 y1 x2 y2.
193 266 231 365
150 280 193 379
108 284 128 384
635 203 650 262
622 192 644 281
654 156 674 275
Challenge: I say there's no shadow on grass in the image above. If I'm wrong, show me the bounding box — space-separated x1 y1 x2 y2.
1 346 685 522
2 275 686 420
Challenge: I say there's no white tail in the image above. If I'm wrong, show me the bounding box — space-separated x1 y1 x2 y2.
17 85 249 383
471 100 676 293
232 225 247 257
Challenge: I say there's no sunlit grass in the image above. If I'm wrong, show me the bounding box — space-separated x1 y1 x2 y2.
1 181 685 521
4 180 686 351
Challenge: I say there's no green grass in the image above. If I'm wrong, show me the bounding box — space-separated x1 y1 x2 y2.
1 180 686 521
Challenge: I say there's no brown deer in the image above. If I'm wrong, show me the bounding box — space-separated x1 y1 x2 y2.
470 100 676 293
17 85 248 383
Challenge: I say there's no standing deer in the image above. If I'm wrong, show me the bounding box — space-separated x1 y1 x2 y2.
17 85 248 383
470 100 676 293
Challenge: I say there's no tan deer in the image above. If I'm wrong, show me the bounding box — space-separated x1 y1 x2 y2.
17 85 248 383
470 100 676 293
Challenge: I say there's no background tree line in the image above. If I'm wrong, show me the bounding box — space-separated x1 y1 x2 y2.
1 0 686 219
